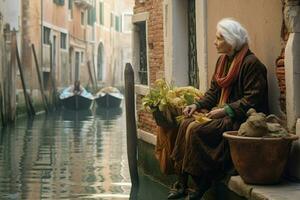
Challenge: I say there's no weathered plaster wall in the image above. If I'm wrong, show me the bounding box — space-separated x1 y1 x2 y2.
207 0 283 115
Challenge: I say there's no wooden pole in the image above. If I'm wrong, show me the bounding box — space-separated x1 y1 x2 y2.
0 17 4 125
49 43 57 110
124 63 139 195
92 58 98 89
10 30 17 121
0 82 4 126
3 24 11 122
16 44 35 116
87 61 95 90
32 44 49 112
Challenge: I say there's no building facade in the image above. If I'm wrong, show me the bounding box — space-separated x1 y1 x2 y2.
0 0 133 116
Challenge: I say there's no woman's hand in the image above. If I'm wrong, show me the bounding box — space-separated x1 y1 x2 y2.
183 104 197 117
206 108 226 119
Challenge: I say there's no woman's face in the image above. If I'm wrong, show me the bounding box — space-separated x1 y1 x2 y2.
214 31 233 55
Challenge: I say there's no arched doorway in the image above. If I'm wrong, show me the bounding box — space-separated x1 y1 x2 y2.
97 43 104 81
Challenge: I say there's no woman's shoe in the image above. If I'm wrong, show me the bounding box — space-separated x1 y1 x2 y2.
167 181 187 199
167 187 186 199
186 175 211 200
184 190 205 200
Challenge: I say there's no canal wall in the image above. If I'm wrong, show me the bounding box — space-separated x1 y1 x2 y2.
137 126 300 200
137 138 246 200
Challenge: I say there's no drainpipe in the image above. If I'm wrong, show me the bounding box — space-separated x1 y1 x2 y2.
196 0 208 93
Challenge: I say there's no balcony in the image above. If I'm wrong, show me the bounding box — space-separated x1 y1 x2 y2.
74 0 93 9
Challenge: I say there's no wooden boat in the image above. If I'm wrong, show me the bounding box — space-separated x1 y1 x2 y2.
59 86 94 110
95 87 123 108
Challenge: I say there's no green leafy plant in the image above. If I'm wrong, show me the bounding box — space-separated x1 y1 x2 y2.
142 79 203 127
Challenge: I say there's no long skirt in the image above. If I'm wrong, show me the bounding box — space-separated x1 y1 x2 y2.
171 116 238 179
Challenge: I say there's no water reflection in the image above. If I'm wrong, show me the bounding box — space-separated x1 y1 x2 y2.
95 107 123 120
60 108 93 122
0 108 130 199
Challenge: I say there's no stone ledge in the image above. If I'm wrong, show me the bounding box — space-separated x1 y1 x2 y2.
137 129 300 200
228 176 300 200
138 129 157 146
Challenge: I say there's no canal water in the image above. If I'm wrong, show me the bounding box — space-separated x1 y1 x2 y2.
0 106 169 200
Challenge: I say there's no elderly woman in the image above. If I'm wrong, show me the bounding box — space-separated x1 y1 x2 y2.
167 18 269 199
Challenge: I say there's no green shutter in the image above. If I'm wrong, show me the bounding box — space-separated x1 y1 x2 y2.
120 15 122 32
68 0 73 9
54 0 65 5
115 16 121 32
88 7 96 25
92 8 96 24
115 16 118 31
110 13 114 27
99 2 104 25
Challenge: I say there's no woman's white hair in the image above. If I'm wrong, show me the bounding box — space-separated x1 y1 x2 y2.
217 18 249 51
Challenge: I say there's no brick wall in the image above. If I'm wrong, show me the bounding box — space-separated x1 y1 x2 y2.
275 1 289 115
136 95 159 134
134 0 164 135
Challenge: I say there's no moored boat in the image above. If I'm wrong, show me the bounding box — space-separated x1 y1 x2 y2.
95 87 123 108
59 86 94 110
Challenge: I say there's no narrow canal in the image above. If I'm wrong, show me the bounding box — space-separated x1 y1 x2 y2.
0 106 169 200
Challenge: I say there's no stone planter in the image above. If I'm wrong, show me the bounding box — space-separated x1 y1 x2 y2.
223 131 298 184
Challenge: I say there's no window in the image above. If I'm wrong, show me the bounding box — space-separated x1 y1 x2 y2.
137 22 147 85
115 15 121 32
81 52 84 63
120 15 122 32
88 7 96 25
60 33 67 49
68 0 73 19
43 27 51 45
81 12 85 25
68 0 72 9
110 13 114 28
99 2 104 25
54 0 65 6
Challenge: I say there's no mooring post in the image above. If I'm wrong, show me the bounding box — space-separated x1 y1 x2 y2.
124 63 139 197
49 43 57 110
16 44 35 117
32 44 49 113
9 30 17 121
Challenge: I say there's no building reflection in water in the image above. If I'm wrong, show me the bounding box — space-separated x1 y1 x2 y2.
0 107 130 199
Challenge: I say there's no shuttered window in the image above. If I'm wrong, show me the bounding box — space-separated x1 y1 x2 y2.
99 2 104 25
88 7 96 25
54 0 65 6
60 33 67 49
43 27 51 45
115 15 121 32
68 0 73 9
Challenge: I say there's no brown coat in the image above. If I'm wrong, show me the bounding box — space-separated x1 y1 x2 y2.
167 51 268 177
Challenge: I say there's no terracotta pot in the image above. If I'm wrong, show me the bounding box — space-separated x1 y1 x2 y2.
223 131 298 184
